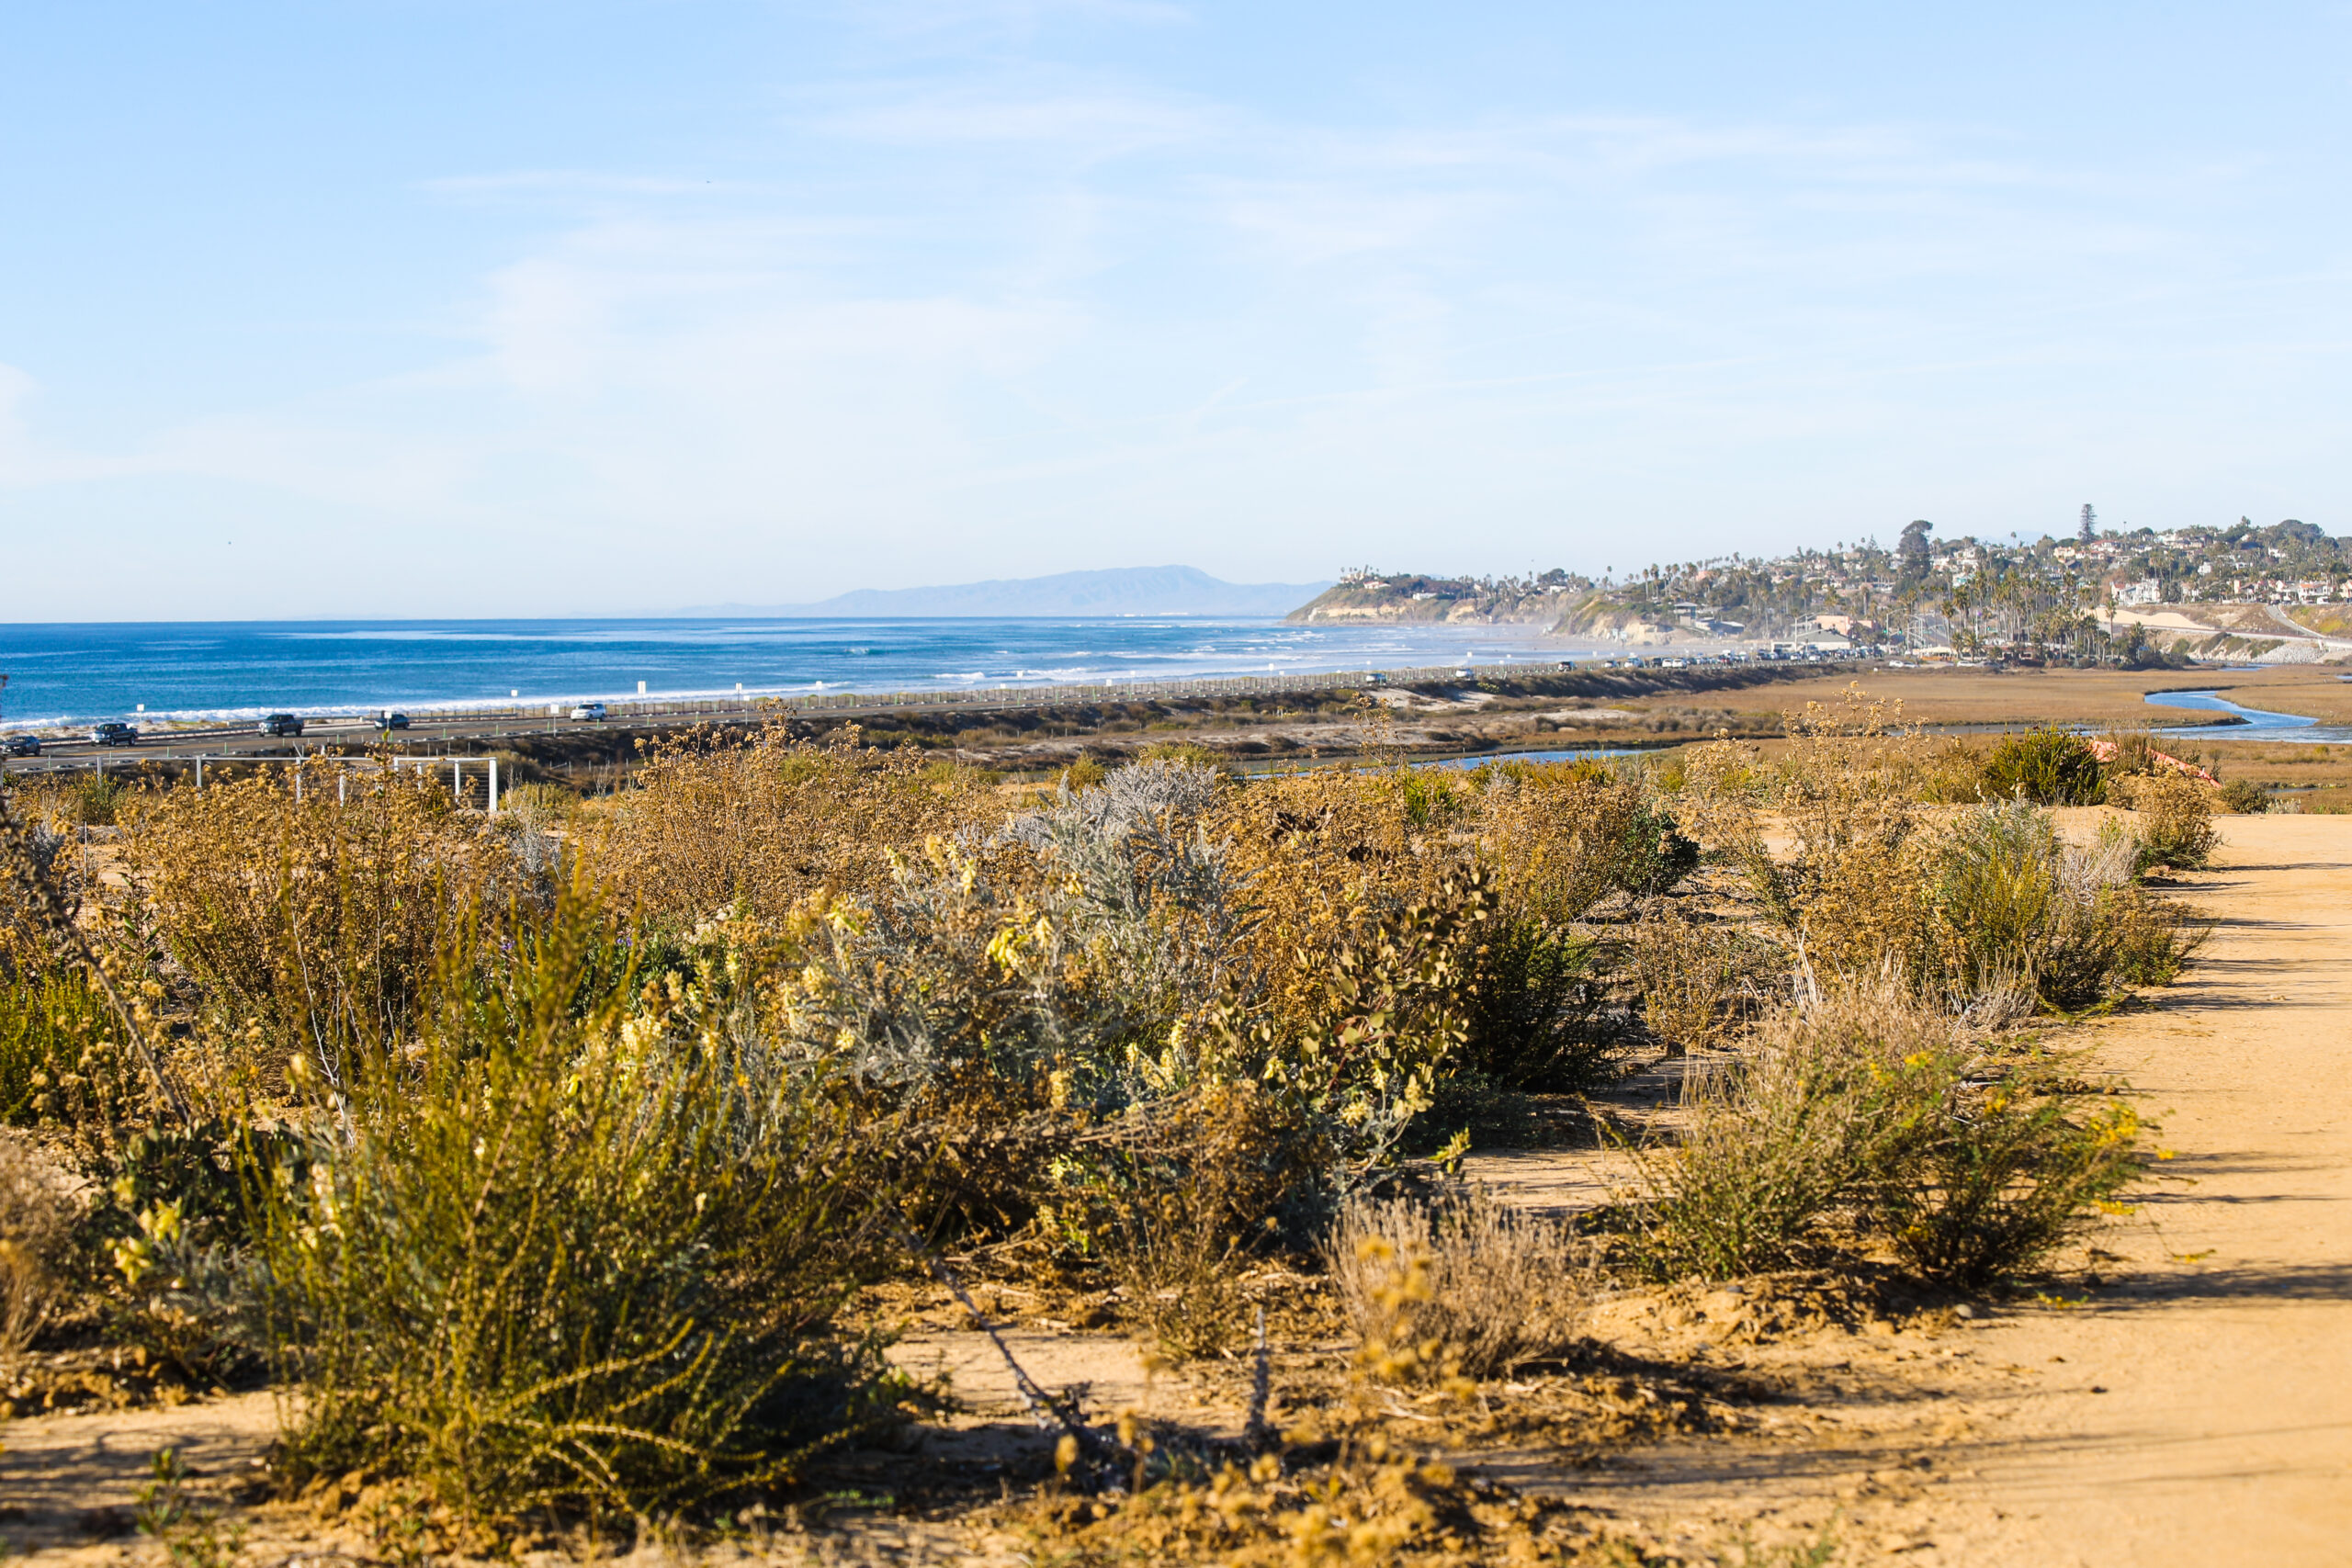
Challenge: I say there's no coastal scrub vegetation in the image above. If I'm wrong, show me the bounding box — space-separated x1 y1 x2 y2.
0 692 2217 1549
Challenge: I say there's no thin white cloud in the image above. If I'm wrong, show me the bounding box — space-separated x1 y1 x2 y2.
8 69 2345 615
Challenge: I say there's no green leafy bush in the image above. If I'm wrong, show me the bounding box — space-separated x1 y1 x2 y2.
1453 915 1612 1091
1620 989 1951 1279
1875 1077 2145 1285
0 965 111 1124
1978 728 2105 806
1924 803 2197 1010
2219 778 2269 815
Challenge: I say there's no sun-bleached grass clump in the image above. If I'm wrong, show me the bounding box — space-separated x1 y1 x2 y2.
0 1129 77 1357
1329 1184 1589 1383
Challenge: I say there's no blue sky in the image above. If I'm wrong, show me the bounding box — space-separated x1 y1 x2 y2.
3 2 2348 618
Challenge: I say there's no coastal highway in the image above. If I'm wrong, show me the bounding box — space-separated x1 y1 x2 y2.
1 701 835 776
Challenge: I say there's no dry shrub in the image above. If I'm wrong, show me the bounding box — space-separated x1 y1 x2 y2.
1478 760 1696 920
581 728 1003 921
1460 761 1694 1089
1621 986 1960 1280
2107 771 2220 869
497 779 578 832
1086 1084 1307 1360
0 1130 77 1356
123 765 511 1095
1213 768 1478 1007
1204 770 1495 1167
1631 906 1779 1052
1329 1185 1588 1382
1623 982 2150 1284
1679 686 1941 982
1671 691 2200 1017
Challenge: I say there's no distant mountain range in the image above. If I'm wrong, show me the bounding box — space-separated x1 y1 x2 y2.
684 565 1332 618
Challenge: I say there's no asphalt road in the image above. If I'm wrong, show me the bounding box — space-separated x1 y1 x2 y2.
0 707 773 775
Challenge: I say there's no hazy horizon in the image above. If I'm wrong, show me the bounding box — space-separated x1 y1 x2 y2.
5 3 2348 620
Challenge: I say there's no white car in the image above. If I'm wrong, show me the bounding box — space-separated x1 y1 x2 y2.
570 702 607 722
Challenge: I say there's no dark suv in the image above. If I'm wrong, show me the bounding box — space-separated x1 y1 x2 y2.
258 713 304 738
89 722 139 746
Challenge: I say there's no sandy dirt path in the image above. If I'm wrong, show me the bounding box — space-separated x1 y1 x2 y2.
1487 811 2352 1565
1916 812 2352 1565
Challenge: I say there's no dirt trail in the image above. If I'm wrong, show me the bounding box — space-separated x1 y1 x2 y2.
1918 812 2352 1565
1489 812 2352 1565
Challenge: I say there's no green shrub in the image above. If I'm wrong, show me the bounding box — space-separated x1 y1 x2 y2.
1926 803 2202 1012
1978 729 2105 806
2219 778 2269 815
1620 987 1952 1279
0 965 111 1124
65 773 131 826
253 901 898 1528
1874 1076 2145 1286
1622 984 2149 1285
1453 915 1613 1091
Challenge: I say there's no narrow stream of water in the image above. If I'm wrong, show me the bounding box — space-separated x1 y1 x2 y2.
2144 689 2352 744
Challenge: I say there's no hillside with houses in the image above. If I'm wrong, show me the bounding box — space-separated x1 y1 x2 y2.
1300 515 2352 663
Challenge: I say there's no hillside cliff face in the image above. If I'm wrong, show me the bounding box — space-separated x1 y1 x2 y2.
1283 571 1590 626
1547 592 1688 642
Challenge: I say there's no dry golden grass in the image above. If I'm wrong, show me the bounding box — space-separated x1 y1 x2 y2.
578 727 1006 922
1329 1183 1589 1382
0 1130 76 1357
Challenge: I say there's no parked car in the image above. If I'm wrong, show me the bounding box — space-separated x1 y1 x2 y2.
258 713 304 738
88 722 139 746
380 710 411 730
570 702 606 722
1 735 40 757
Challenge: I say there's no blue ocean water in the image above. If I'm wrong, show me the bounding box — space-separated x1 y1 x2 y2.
0 618 1577 729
